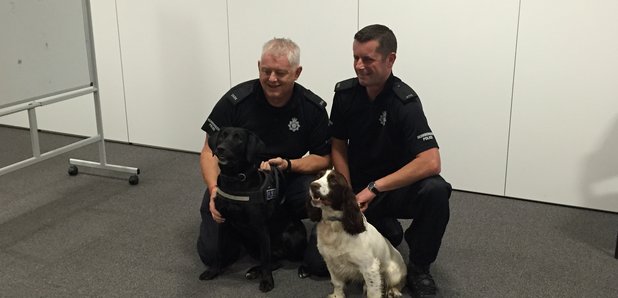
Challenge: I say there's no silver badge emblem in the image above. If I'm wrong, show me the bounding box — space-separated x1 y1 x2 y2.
379 111 387 126
288 117 300 132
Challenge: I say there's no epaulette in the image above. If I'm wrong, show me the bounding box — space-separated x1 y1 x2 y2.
334 78 358 92
304 88 327 108
392 81 418 104
225 80 255 105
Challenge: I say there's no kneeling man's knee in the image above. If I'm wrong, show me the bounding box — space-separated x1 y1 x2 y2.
420 176 451 208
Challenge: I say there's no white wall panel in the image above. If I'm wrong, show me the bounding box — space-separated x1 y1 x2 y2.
116 0 229 152
507 0 618 212
89 0 130 142
360 0 520 195
227 0 358 108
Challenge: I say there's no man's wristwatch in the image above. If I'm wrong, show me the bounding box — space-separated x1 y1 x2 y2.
367 181 381 195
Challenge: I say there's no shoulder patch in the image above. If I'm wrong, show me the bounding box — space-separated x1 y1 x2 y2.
225 80 256 105
304 88 327 108
392 81 418 104
334 78 358 92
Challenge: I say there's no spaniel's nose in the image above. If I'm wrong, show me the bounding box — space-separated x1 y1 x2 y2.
310 182 321 197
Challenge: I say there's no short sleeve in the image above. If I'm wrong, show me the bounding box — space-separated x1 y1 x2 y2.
329 93 348 140
308 106 331 156
399 101 439 157
201 97 234 135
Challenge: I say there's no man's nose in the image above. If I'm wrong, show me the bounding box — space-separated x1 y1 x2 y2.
268 72 278 81
355 59 365 70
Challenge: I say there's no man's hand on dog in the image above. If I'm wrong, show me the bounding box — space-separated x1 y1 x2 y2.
356 188 376 213
209 186 225 223
260 157 290 172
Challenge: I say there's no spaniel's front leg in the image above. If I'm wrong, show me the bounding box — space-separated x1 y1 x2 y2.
326 264 346 298
360 258 383 298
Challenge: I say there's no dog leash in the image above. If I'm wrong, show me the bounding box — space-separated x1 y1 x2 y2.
272 165 283 204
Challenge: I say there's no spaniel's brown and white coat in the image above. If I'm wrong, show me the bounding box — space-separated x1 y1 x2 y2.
308 170 406 298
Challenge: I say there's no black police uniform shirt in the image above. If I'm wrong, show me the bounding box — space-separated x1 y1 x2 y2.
202 79 330 160
330 74 439 191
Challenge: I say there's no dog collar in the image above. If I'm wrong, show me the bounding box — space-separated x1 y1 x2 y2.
325 216 343 222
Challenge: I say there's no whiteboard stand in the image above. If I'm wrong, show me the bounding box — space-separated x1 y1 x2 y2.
70 0 140 185
67 84 141 185
0 87 141 185
0 0 140 185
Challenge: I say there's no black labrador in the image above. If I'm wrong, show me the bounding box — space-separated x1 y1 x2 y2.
199 127 306 292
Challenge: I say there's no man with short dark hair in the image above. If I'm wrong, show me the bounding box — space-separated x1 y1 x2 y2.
330 24 452 296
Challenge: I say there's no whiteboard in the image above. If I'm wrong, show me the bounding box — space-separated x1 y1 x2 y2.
0 0 92 109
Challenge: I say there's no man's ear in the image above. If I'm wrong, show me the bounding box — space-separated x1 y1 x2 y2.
387 52 396 68
294 65 302 80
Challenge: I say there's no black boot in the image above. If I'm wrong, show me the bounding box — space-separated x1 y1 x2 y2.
407 262 437 297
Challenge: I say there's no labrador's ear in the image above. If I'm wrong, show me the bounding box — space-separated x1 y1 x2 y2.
207 130 220 155
245 130 265 162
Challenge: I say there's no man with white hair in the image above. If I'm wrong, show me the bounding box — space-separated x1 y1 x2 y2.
197 38 330 272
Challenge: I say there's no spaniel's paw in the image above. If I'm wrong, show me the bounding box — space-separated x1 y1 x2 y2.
386 288 403 297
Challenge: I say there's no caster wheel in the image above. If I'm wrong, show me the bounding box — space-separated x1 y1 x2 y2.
68 165 78 176
129 175 139 185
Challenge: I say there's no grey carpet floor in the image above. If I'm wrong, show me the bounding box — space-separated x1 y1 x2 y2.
1 126 617 297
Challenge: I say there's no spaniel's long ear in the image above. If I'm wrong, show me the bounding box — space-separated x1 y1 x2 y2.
306 196 322 222
245 130 265 163
207 130 220 155
341 186 366 235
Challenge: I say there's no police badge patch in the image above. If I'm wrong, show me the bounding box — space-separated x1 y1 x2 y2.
288 117 300 132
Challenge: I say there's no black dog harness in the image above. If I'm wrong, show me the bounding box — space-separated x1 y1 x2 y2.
216 167 281 204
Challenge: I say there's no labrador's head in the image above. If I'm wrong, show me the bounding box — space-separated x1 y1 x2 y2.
207 127 265 174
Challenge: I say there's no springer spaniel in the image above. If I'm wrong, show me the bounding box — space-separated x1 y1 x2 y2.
308 169 407 298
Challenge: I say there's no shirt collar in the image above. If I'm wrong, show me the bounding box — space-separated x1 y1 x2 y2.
375 74 396 101
256 82 299 111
